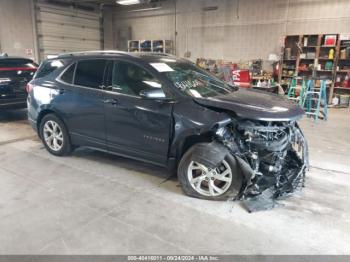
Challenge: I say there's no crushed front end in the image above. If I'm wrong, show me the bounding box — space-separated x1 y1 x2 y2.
215 118 309 210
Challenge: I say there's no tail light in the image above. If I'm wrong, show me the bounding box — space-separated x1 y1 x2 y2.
26 82 34 93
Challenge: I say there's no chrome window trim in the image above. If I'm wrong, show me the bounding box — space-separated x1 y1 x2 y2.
56 59 107 91
55 58 168 100
56 63 141 99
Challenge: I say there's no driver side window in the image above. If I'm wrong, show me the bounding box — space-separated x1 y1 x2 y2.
108 61 162 97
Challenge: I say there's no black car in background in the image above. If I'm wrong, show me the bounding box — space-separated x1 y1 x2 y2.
0 56 37 110
27 51 308 202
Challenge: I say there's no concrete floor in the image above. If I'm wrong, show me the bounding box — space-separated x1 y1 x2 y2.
0 108 349 255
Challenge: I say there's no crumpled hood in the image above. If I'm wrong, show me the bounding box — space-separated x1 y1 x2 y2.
193 88 304 121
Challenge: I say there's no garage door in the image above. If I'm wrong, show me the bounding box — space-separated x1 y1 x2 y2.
36 2 102 61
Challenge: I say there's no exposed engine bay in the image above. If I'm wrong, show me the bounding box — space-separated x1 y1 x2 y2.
214 118 309 211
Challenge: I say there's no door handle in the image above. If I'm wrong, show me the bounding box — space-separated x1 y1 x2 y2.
103 98 118 105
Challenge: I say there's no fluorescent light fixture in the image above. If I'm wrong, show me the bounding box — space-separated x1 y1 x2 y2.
127 6 161 12
116 0 141 5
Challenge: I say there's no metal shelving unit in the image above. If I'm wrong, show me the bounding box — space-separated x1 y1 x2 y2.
279 34 350 104
333 36 350 104
127 40 173 54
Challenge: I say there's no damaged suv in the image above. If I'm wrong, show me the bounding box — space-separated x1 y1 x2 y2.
27 51 308 202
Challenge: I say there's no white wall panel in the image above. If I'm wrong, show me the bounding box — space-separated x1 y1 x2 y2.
36 2 101 60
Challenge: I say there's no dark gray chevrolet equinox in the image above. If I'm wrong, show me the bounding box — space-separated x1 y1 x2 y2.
27 51 308 201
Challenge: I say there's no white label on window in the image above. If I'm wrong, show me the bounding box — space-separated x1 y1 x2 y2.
150 63 174 72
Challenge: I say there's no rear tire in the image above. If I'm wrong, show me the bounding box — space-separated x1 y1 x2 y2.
39 114 72 156
178 143 243 200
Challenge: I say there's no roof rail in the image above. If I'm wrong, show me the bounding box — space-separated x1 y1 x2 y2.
55 50 177 60
57 50 131 58
135 52 175 57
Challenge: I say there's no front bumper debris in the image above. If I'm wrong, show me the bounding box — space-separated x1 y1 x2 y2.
216 119 309 212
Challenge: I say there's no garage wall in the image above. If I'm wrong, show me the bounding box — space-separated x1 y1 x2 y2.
110 0 350 62
0 0 37 61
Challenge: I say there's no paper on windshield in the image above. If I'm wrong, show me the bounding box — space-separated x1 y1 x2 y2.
150 63 174 72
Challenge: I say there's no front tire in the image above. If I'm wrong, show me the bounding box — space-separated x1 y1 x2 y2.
178 143 243 200
39 114 72 156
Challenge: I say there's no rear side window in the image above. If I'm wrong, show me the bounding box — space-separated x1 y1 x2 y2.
74 59 107 89
60 63 76 84
35 59 66 79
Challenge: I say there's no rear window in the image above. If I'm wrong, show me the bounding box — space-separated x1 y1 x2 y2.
74 59 107 88
35 59 68 79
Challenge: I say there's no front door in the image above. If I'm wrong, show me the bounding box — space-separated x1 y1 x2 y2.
103 60 173 165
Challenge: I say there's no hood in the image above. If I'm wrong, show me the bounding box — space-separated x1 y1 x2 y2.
193 88 304 121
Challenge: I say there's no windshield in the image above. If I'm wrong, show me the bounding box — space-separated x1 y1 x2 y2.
158 61 237 98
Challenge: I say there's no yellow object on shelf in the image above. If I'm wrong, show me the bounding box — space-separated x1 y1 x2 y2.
329 48 334 59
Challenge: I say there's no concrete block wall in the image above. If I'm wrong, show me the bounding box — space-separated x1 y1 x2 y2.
110 0 350 62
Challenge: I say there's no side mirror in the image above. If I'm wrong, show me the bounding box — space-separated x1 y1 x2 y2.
139 88 167 100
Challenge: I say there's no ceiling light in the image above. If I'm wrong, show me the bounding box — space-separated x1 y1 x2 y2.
127 6 161 12
116 0 141 5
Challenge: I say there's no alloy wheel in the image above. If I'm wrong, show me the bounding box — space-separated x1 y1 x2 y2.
187 160 233 197
43 120 64 152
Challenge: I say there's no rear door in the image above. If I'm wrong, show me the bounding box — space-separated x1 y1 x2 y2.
0 58 37 101
53 59 108 149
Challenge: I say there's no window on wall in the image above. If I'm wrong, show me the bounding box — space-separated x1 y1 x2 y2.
107 61 162 96
74 59 107 88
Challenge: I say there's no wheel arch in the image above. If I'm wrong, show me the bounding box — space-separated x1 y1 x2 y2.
37 109 68 138
177 141 243 200
175 132 213 165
